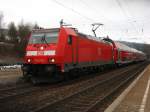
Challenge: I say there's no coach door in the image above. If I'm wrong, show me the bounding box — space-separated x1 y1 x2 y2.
68 35 78 65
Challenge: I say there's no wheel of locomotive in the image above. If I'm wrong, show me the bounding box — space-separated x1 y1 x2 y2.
53 71 63 82
22 71 31 81
48 66 63 82
69 69 79 79
93 66 99 73
62 72 70 81
98 66 102 72
83 67 90 75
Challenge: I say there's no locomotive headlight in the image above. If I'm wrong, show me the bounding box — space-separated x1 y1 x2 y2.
51 58 55 62
40 46 44 50
27 59 31 63
49 58 55 63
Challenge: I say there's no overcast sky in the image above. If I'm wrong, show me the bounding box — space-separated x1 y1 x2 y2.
0 0 150 43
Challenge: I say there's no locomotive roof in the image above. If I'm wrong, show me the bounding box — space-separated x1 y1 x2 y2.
77 32 111 45
32 27 107 43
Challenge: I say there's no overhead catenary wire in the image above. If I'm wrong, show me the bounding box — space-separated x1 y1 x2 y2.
122 0 150 40
51 0 148 42
51 0 95 22
79 0 127 38
123 0 143 36
51 0 131 38
114 0 138 34
79 0 110 23
50 0 110 38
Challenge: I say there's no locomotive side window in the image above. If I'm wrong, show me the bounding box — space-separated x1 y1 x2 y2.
68 35 72 45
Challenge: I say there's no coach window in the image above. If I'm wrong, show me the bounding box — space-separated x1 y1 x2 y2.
68 35 72 45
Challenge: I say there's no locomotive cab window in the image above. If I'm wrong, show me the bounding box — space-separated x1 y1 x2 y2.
68 35 72 45
29 31 59 44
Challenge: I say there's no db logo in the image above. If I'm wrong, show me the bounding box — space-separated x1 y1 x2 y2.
37 51 44 55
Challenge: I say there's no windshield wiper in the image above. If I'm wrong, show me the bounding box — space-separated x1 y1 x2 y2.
41 34 49 46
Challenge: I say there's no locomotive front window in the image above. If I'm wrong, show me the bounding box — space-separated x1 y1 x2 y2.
29 31 59 44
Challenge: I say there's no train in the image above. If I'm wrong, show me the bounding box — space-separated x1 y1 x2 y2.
22 26 146 83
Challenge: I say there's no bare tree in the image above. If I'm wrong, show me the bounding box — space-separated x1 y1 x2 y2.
8 22 18 43
17 21 32 56
0 12 4 28
0 12 5 42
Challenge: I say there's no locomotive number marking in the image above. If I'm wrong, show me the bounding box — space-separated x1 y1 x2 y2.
37 51 44 55
98 48 102 55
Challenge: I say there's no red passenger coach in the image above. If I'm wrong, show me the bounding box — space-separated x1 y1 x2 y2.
114 42 146 64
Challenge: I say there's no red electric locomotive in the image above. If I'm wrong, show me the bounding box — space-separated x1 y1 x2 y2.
22 26 116 82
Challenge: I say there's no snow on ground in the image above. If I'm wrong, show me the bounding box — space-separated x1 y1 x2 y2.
0 67 22 85
0 65 22 71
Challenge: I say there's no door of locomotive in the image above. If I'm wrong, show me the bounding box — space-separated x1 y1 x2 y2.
68 35 78 65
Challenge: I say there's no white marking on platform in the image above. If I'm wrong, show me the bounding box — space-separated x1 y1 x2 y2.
139 71 150 112
104 65 148 112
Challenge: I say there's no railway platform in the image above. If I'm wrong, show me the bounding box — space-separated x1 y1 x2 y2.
105 64 150 112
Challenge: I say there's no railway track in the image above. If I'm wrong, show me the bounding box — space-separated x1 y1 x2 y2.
0 83 39 100
0 83 30 92
0 64 130 101
0 62 147 112
31 63 147 112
